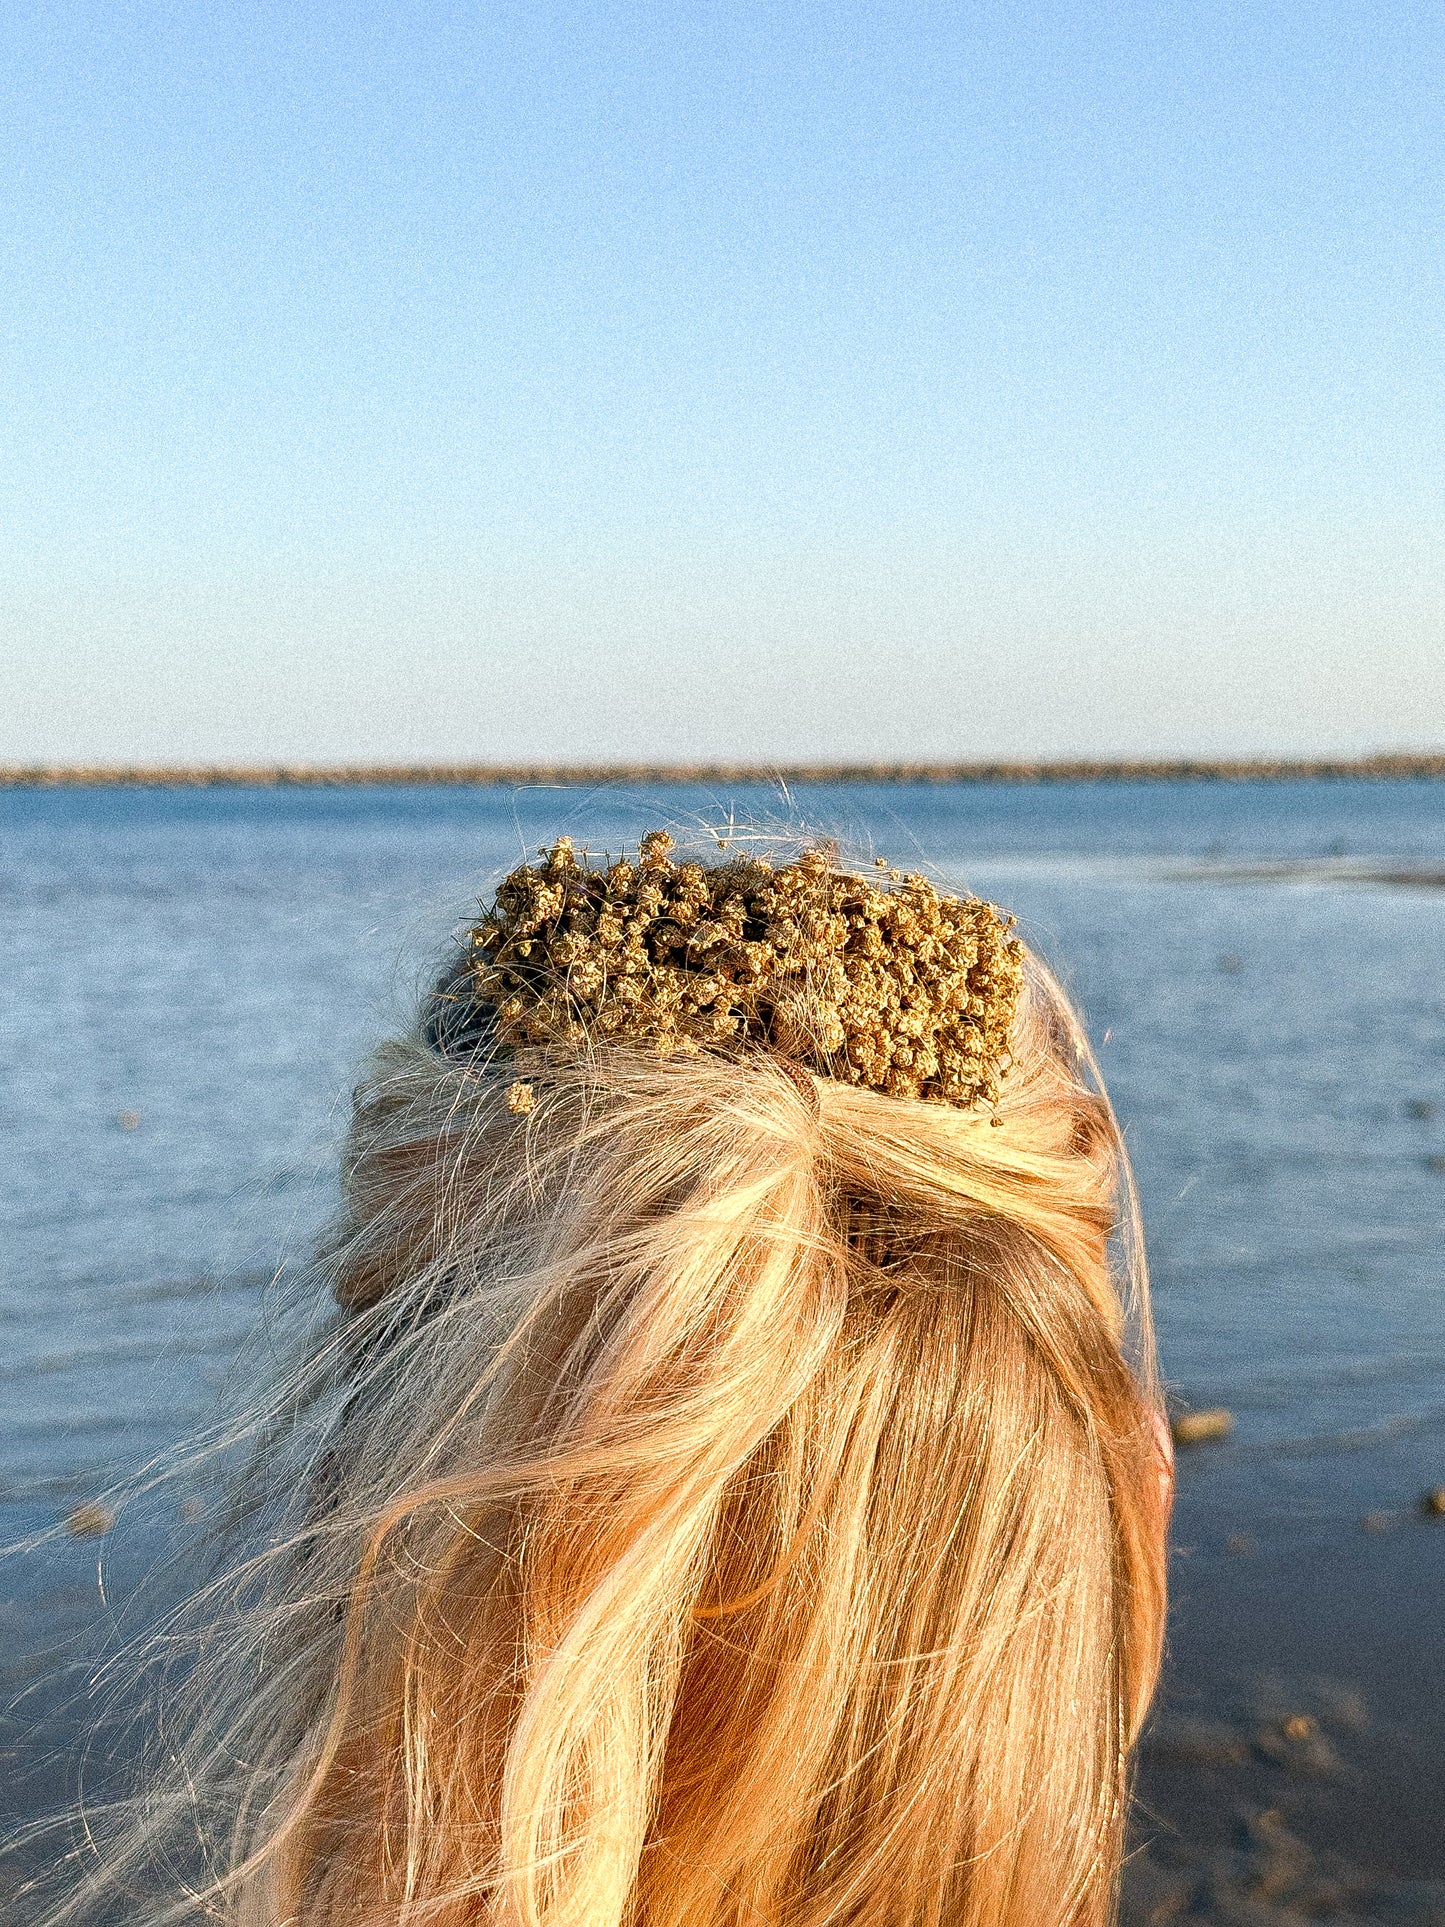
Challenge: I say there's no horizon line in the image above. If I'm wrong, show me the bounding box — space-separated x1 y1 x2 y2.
3 752 1444 788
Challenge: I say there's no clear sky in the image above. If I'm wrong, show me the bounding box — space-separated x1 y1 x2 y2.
4 1 1442 764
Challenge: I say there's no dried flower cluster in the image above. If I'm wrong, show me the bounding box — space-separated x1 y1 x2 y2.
455 831 1024 1110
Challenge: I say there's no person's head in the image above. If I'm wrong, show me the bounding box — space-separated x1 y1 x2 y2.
63 834 1169 1927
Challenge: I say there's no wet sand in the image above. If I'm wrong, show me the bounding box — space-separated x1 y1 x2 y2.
1124 1525 1445 1922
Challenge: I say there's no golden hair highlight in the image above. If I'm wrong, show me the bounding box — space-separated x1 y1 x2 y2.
48 921 1167 1927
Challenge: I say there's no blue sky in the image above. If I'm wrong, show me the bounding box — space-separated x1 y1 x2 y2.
3 1 1442 762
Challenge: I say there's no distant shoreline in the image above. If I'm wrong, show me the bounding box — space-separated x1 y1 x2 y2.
2 753 1444 789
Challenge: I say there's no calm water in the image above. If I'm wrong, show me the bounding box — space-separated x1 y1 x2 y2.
3 779 1445 1565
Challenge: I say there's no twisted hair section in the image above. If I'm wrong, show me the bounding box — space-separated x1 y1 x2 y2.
51 944 1166 1927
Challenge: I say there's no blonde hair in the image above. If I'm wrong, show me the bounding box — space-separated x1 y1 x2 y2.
48 869 1167 1927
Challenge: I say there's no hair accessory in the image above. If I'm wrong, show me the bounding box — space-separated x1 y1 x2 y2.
449 832 1024 1111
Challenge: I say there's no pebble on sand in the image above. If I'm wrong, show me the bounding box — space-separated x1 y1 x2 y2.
1171 1407 1235 1447
115 1109 141 1130
65 1501 115 1538
1226 1532 1255 1555
1362 1510 1397 1533
1419 1487 1445 1517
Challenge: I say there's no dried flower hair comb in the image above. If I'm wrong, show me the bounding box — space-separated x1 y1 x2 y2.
436 831 1024 1113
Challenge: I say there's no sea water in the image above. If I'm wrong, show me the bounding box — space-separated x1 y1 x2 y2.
2 779 1445 1633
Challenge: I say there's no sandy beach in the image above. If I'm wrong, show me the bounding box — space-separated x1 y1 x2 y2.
1124 1520 1445 1922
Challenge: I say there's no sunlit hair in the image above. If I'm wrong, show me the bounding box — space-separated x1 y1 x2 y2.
47 848 1167 1927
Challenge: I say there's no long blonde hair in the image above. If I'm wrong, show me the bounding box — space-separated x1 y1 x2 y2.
50 858 1167 1927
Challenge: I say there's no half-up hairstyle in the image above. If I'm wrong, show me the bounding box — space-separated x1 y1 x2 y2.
49 837 1168 1927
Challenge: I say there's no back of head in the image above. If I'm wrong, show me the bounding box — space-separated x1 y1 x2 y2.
62 837 1168 1927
